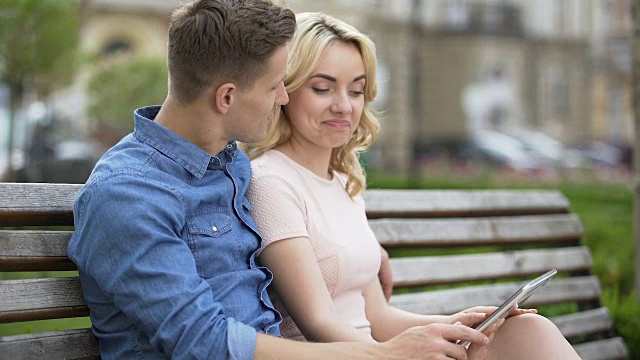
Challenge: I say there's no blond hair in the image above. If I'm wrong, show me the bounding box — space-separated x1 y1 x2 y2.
245 12 380 197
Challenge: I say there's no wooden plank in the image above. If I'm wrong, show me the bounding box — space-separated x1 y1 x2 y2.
389 276 601 315
0 278 88 323
0 183 81 227
371 214 583 247
550 307 613 339
390 246 592 287
0 328 99 360
364 189 570 218
573 337 629 360
0 230 75 271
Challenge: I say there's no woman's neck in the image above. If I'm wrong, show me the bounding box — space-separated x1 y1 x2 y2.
276 141 333 180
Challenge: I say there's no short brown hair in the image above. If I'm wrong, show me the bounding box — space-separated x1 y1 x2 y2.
168 0 295 103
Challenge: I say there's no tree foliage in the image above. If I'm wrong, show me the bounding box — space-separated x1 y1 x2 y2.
87 57 168 132
0 0 80 99
0 0 80 180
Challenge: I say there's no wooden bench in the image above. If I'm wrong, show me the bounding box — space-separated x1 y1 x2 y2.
365 189 629 360
0 183 630 359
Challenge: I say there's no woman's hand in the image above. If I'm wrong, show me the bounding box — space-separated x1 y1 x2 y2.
448 306 538 328
447 307 491 327
466 318 506 360
379 323 491 360
508 307 538 316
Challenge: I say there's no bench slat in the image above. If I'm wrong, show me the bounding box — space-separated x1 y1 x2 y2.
0 185 628 359
0 328 99 360
389 276 601 315
550 307 613 338
574 337 629 360
0 186 571 220
0 183 81 227
390 246 592 286
0 278 88 323
364 189 570 218
371 214 583 247
0 230 75 271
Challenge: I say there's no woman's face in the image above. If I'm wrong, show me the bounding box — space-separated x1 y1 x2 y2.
285 41 366 152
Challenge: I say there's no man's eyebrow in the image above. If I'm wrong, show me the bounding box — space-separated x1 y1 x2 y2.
311 73 367 83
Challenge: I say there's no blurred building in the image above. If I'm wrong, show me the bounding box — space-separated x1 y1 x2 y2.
80 0 179 59
49 0 180 134
590 0 632 146
290 0 631 172
351 0 594 171
73 0 632 173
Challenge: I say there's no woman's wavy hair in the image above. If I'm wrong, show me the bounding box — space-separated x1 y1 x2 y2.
245 12 380 197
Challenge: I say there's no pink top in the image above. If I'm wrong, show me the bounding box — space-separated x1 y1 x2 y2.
247 150 381 341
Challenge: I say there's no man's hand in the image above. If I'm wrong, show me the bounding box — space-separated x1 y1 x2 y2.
378 246 393 302
379 323 490 360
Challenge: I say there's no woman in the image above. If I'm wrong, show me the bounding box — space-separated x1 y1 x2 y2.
245 12 581 359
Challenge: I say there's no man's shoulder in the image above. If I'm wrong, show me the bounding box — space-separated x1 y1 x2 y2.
89 139 152 181
83 139 180 197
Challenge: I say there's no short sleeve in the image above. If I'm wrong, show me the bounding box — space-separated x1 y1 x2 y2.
247 172 308 248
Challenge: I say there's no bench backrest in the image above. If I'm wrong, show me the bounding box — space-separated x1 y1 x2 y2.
363 189 628 360
0 183 629 359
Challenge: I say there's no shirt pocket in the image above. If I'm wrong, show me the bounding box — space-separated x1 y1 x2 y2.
187 212 237 278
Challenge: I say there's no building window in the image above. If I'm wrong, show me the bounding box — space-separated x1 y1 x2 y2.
550 65 569 116
443 0 468 30
102 39 133 58
555 0 568 33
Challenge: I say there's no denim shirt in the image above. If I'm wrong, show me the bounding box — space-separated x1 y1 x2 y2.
68 106 281 359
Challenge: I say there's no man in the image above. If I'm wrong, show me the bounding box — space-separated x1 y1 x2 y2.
68 0 489 358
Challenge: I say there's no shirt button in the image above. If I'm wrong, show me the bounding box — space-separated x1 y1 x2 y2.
212 225 218 232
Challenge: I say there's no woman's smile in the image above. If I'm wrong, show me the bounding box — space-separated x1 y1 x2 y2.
322 119 351 129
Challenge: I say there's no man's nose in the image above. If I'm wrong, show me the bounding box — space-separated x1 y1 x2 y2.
275 83 289 105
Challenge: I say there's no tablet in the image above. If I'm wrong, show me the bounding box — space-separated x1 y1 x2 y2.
458 269 557 348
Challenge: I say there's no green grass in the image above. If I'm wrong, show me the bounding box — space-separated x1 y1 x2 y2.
0 318 92 337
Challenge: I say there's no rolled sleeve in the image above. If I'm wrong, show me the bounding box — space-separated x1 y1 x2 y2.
227 318 258 360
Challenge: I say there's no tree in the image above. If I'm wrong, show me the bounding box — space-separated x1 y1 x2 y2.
86 57 167 139
633 0 640 297
0 0 80 181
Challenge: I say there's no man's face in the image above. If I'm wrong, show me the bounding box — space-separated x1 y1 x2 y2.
228 45 289 144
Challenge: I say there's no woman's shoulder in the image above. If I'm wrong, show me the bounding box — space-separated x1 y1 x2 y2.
248 151 306 206
250 150 301 187
251 150 290 175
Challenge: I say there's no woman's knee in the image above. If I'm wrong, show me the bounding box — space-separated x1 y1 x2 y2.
500 313 562 336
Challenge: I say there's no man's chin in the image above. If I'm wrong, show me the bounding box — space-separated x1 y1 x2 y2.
242 132 268 145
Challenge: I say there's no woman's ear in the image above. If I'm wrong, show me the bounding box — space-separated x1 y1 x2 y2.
214 83 236 114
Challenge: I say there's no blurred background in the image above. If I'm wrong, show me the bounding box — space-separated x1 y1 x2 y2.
0 0 638 356
0 0 634 184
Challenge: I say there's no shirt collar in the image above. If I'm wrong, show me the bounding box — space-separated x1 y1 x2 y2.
132 105 236 178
